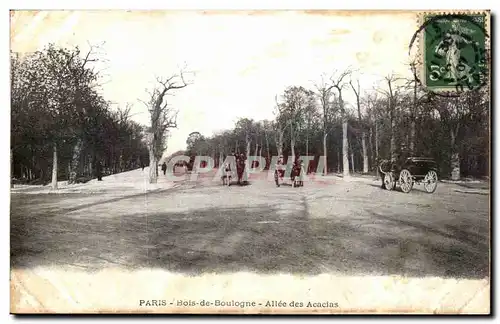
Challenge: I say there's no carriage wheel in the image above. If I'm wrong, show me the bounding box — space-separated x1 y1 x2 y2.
383 172 396 191
399 169 414 193
423 170 438 193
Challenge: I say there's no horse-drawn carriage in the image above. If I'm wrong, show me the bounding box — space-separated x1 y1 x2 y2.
274 160 305 188
379 157 438 193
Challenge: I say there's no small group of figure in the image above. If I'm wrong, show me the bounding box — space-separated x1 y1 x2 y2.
274 155 305 187
139 161 185 175
221 152 248 186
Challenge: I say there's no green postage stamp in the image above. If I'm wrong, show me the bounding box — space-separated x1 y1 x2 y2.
417 11 490 93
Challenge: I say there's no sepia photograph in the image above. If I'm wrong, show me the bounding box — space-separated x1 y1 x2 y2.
9 8 491 314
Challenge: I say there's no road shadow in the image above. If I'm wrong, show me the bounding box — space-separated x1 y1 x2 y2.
11 198 489 279
11 186 180 217
455 182 490 190
364 182 439 195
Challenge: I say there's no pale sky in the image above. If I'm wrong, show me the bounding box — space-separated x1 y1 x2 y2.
10 10 417 155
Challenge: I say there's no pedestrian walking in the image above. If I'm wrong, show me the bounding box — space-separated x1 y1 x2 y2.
161 162 167 175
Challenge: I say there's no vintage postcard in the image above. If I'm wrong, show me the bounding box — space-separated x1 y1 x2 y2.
10 9 490 314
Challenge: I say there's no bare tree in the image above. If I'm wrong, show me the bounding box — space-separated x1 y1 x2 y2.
397 60 427 156
273 95 285 157
330 69 352 178
350 78 369 173
364 92 380 172
37 43 103 186
262 120 272 166
279 86 310 161
408 62 418 155
376 74 403 161
302 90 317 157
141 69 191 184
115 104 133 173
314 75 336 176
434 93 480 180
235 118 254 160
66 43 104 185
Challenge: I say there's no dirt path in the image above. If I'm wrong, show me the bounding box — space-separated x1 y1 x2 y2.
11 174 489 279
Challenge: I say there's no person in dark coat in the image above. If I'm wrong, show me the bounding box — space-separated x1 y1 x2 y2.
96 161 103 181
161 162 167 175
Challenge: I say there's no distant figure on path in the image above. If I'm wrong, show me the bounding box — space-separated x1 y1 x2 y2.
161 162 167 175
141 161 145 171
96 161 103 181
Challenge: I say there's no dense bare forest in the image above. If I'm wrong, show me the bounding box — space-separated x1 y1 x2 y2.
10 43 191 186
11 44 489 188
184 72 489 180
11 44 150 187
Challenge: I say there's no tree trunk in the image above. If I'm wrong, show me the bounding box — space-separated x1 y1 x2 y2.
265 131 270 162
147 133 158 184
450 130 460 180
375 122 379 160
369 126 374 171
155 154 159 178
322 133 328 176
361 133 368 173
451 152 460 180
31 154 35 180
411 78 417 155
390 115 397 161
10 148 13 187
276 130 283 157
350 148 355 173
410 119 416 154
149 149 158 183
342 120 350 177
246 138 251 158
306 133 309 157
337 151 341 173
51 143 58 190
119 151 124 173
68 138 82 184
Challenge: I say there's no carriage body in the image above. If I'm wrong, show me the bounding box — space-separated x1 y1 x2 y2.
402 157 438 181
380 157 438 193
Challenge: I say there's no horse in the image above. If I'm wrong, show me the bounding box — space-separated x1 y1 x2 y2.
291 160 305 187
236 154 247 185
274 157 286 187
221 162 232 186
